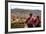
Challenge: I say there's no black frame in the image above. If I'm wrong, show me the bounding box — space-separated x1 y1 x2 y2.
5 0 45 34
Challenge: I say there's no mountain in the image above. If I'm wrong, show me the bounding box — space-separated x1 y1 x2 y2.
11 8 41 17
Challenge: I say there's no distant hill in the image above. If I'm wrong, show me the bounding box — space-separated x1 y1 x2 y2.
11 8 41 17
